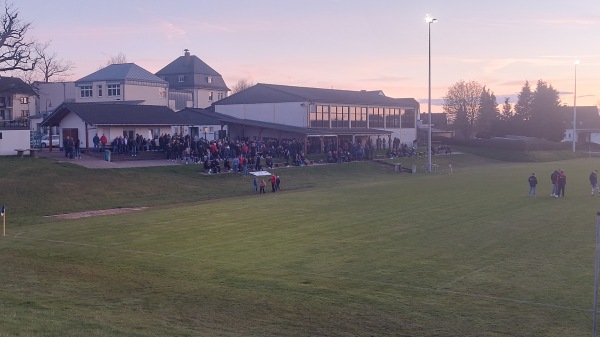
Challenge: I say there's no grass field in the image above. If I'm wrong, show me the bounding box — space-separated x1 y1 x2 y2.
1 151 600 336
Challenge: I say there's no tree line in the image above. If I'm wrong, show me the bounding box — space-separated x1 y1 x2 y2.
443 79 564 141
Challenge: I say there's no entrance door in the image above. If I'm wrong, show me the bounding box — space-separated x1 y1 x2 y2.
62 128 78 144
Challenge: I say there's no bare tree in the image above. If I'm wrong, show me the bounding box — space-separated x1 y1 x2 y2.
443 80 482 139
104 52 127 66
231 79 254 94
0 1 39 73
35 41 74 82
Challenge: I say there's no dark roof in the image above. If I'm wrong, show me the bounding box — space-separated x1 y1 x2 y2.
214 83 419 108
177 108 222 125
156 52 229 91
179 108 391 136
41 102 187 127
0 77 36 96
77 63 167 85
559 106 600 129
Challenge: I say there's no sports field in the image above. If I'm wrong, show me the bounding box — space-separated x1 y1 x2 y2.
1 151 599 336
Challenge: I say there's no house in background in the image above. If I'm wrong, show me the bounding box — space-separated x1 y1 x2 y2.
40 102 188 150
156 49 229 110
176 107 225 141
213 83 419 147
75 63 169 106
561 106 600 145
0 77 37 155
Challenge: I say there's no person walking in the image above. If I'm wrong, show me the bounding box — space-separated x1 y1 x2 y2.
276 175 281 191
591 170 599 196
556 169 567 198
528 173 538 196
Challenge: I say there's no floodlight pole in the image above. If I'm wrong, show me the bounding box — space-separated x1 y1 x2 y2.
573 61 579 152
426 15 437 172
594 212 600 337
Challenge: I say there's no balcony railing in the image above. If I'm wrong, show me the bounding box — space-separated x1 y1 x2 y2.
0 119 30 129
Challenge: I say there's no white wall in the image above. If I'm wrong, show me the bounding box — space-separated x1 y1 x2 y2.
196 88 228 109
0 129 31 155
215 102 307 127
75 81 168 106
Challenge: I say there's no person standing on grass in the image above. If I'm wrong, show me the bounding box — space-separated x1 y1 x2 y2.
590 170 599 196
556 169 567 198
259 179 266 194
270 173 277 192
100 134 107 152
528 173 538 196
253 176 258 192
93 134 100 152
276 175 281 191
550 169 559 197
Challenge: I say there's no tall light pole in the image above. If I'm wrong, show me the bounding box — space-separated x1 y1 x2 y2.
573 60 579 152
426 14 437 172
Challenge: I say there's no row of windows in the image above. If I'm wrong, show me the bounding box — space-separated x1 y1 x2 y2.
177 75 213 83
80 84 121 98
309 105 415 129
208 92 225 102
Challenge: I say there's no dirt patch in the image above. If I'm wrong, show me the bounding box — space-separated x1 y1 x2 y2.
49 207 148 219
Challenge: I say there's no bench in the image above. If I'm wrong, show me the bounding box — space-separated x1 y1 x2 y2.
15 148 38 158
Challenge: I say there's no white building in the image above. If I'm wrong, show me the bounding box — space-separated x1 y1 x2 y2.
213 83 420 146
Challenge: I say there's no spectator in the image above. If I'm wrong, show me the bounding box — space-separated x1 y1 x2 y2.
528 173 537 196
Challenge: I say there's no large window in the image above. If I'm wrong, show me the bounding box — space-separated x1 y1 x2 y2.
402 109 416 128
331 105 349 128
98 85 103 97
209 91 213 101
386 108 401 128
369 107 384 128
310 105 329 128
19 97 29 104
80 85 92 98
108 84 121 96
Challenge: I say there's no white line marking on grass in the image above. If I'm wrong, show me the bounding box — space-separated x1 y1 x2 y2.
435 262 500 291
12 235 590 313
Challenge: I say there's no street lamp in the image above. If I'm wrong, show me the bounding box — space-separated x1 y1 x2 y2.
426 14 437 172
573 60 579 152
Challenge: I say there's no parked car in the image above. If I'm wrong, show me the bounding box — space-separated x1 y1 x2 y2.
40 135 60 148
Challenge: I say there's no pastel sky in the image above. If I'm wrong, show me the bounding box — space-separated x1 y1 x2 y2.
17 0 600 112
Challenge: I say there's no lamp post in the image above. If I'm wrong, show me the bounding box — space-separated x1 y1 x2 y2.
573 60 579 152
426 14 437 172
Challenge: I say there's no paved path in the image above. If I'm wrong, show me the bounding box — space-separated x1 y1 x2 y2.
36 149 179 169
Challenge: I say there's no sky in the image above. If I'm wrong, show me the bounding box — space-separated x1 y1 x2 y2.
16 0 600 113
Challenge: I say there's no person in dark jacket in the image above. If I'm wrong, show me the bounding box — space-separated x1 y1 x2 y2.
528 173 538 196
550 169 559 197
556 170 567 198
590 170 599 196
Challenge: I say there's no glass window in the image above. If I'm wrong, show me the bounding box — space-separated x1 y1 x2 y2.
369 107 384 128
178 75 185 82
385 108 401 128
209 92 213 101
207 76 212 83
107 84 121 96
310 105 330 128
21 110 29 117
19 97 29 104
98 85 103 97
402 109 416 128
80 85 92 98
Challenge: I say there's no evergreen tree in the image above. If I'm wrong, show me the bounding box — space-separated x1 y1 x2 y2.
476 86 499 136
500 97 513 121
514 81 533 121
530 80 562 141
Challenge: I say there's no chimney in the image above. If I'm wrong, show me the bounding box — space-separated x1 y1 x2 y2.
184 49 190 65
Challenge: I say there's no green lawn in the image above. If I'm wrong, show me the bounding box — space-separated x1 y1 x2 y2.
1 153 600 336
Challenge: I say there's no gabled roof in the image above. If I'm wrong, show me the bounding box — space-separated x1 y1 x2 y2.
0 77 36 96
559 106 600 129
156 52 229 91
41 102 187 127
214 83 419 108
77 63 168 85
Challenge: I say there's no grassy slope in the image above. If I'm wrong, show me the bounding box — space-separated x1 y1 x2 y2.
1 152 600 336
